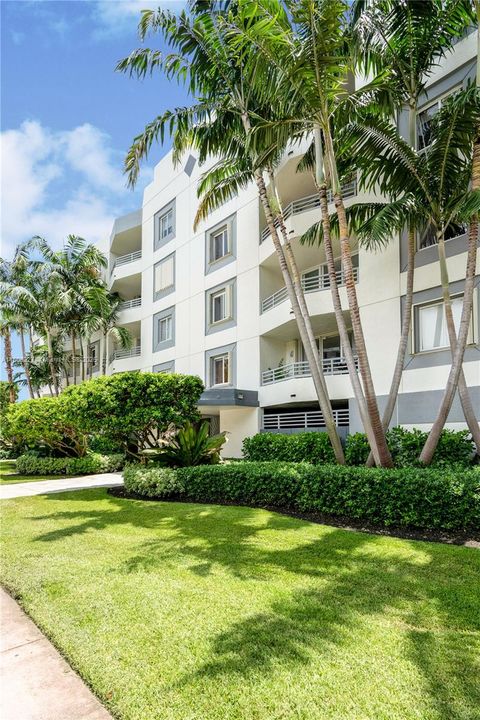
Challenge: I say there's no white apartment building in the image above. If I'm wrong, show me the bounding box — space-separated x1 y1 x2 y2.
81 31 479 457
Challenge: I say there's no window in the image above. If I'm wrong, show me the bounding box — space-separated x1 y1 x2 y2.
211 353 230 385
153 306 175 351
417 223 468 251
206 280 236 333
211 288 229 323
415 296 471 352
154 200 176 250
210 226 230 262
154 253 175 299
416 87 461 150
153 361 175 374
158 315 172 343
205 215 236 272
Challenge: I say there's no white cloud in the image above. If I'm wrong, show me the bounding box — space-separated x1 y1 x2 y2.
0 120 152 259
91 0 185 38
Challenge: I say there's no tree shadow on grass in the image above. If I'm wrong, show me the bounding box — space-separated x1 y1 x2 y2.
31 492 480 719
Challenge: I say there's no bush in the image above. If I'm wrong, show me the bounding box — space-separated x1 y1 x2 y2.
148 421 227 467
62 372 204 457
242 432 336 464
173 462 479 532
123 464 183 498
344 427 474 468
16 452 125 476
3 397 87 458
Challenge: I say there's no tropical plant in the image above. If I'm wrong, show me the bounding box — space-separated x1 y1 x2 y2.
117 1 346 464
147 420 227 467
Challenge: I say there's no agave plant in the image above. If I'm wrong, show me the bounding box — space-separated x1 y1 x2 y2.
147 421 227 467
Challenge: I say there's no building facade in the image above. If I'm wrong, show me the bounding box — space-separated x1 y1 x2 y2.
79 31 480 457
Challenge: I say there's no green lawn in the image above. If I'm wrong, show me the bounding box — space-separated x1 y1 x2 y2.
1 489 479 720
0 459 60 484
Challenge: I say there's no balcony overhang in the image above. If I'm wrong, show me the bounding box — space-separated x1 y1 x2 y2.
199 388 259 407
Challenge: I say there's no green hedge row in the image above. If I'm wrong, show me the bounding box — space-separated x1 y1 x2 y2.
123 461 480 532
242 428 475 467
16 452 125 476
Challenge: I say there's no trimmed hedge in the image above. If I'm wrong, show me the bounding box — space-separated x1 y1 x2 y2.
16 452 125 476
124 461 480 532
242 432 335 464
123 464 182 498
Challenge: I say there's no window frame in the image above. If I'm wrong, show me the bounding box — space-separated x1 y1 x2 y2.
416 85 462 151
205 214 236 273
153 306 175 352
153 252 175 300
205 342 236 388
413 294 473 354
210 352 230 386
205 278 236 334
210 225 230 264
154 199 176 250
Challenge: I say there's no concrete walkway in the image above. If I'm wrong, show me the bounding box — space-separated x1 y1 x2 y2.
0 588 112 720
0 473 123 500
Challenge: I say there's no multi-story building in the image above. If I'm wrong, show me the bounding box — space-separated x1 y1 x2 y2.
78 30 480 457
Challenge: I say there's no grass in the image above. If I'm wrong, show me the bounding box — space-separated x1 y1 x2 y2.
1 489 479 720
0 459 61 484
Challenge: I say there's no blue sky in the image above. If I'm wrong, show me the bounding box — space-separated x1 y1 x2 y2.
1 0 190 392
1 0 190 259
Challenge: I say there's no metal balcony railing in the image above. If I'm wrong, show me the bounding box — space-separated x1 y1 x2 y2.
110 346 141 362
118 297 142 311
263 408 349 430
111 250 142 271
260 179 357 243
261 265 359 313
261 356 359 385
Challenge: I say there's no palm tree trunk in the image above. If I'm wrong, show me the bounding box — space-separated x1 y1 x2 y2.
366 226 416 466
45 328 59 396
79 336 85 382
19 326 34 399
102 332 108 375
3 330 15 402
323 127 393 467
255 169 345 463
71 332 77 385
267 169 345 462
419 149 479 465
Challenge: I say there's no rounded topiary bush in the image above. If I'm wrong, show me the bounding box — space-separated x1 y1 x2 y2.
123 464 183 498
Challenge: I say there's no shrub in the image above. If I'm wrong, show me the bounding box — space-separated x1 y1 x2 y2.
174 462 479 532
148 421 227 467
344 427 474 468
242 432 336 464
16 452 125 476
123 464 183 498
3 397 87 458
62 372 204 457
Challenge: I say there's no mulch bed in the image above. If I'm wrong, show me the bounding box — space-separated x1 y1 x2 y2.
108 486 480 547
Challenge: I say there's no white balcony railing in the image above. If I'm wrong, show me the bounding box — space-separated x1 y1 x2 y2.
111 250 142 272
261 265 359 313
263 408 349 430
261 356 359 385
260 179 357 243
118 297 142 311
110 346 141 362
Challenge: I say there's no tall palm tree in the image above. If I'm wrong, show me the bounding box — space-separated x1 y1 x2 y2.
349 0 477 460
118 3 346 463
98 292 132 375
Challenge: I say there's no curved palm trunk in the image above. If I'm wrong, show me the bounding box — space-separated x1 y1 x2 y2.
267 170 345 462
3 330 15 402
366 226 416 466
19 326 34 399
255 170 345 463
71 332 77 385
419 155 479 464
45 328 59 396
79 336 85 382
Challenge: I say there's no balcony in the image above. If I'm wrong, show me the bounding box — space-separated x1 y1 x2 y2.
263 408 349 430
260 179 357 243
111 250 142 273
261 265 359 314
118 297 141 311
110 346 141 362
261 356 359 385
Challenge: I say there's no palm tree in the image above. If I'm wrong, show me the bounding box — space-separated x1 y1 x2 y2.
118 3 346 463
341 86 480 462
98 292 132 375
349 0 477 460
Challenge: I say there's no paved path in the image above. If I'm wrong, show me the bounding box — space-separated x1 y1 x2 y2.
0 588 113 720
0 473 123 500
